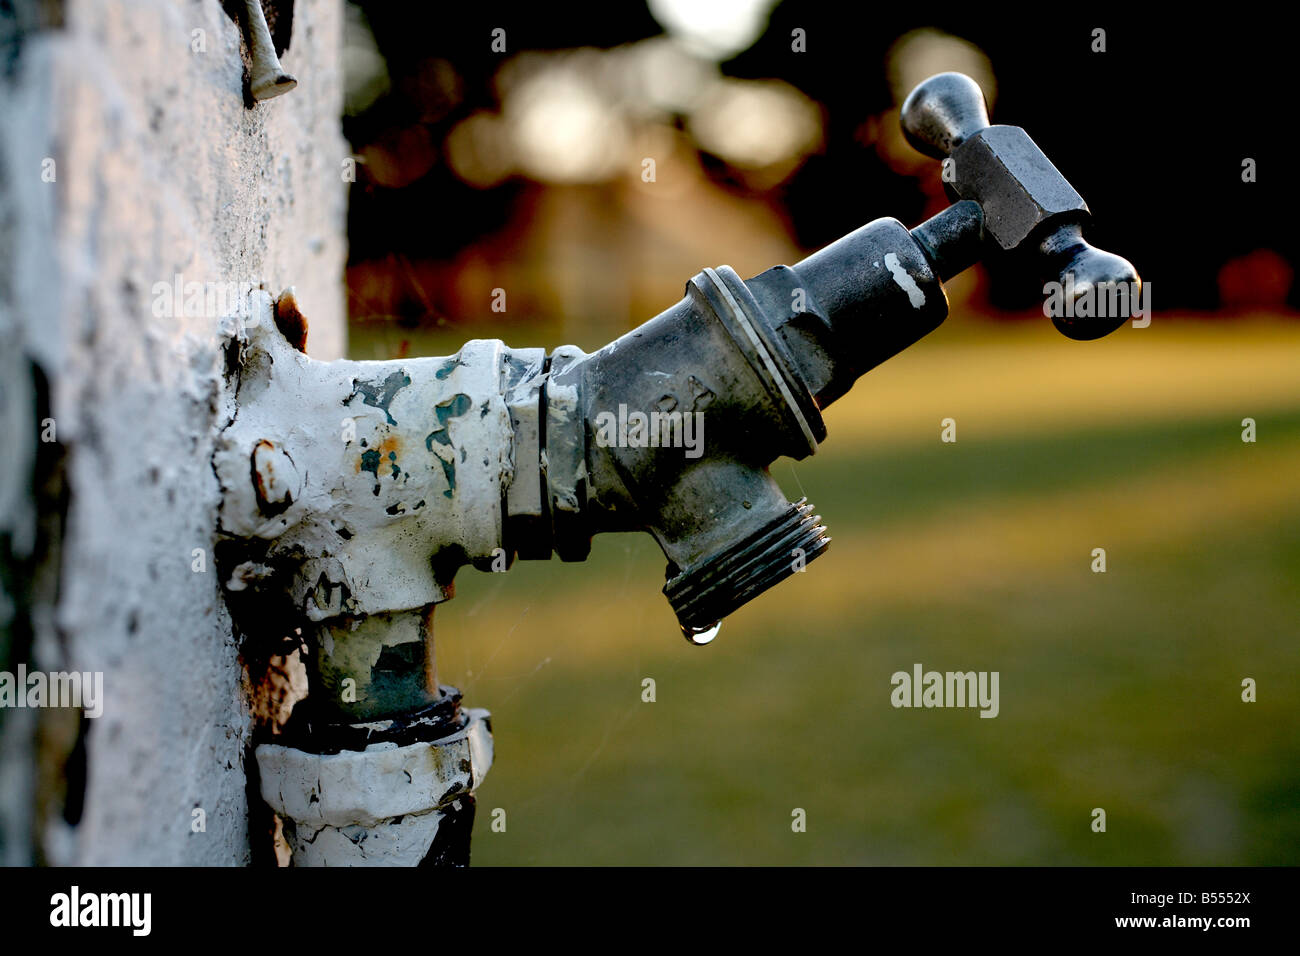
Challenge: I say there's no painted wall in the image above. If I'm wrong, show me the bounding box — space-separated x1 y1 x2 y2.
0 0 346 864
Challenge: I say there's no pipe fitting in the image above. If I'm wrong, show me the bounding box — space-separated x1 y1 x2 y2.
307 606 438 724
212 70 1139 867
258 705 492 866
216 298 522 619
217 213 958 648
524 222 952 631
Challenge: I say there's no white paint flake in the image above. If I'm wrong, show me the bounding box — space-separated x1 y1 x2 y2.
883 252 926 309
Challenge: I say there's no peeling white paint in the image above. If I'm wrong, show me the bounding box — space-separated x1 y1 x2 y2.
884 252 926 309
257 709 493 865
0 0 347 865
216 308 519 617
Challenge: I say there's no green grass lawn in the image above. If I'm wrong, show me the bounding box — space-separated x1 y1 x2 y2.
416 320 1300 865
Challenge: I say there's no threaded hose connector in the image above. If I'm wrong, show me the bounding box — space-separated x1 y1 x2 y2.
664 498 830 632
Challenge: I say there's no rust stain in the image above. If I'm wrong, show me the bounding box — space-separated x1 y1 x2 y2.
253 439 274 499
354 435 402 473
274 288 309 352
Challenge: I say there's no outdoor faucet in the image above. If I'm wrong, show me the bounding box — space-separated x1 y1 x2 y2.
216 73 1140 865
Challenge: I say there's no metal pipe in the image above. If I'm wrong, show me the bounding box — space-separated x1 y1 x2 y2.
214 71 1140 865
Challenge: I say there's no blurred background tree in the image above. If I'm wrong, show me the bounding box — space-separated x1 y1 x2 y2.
341 0 1294 357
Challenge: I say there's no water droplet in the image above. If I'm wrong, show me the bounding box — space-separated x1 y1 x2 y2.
681 621 721 646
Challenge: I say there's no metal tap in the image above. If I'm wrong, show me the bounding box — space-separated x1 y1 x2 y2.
216 73 1139 865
